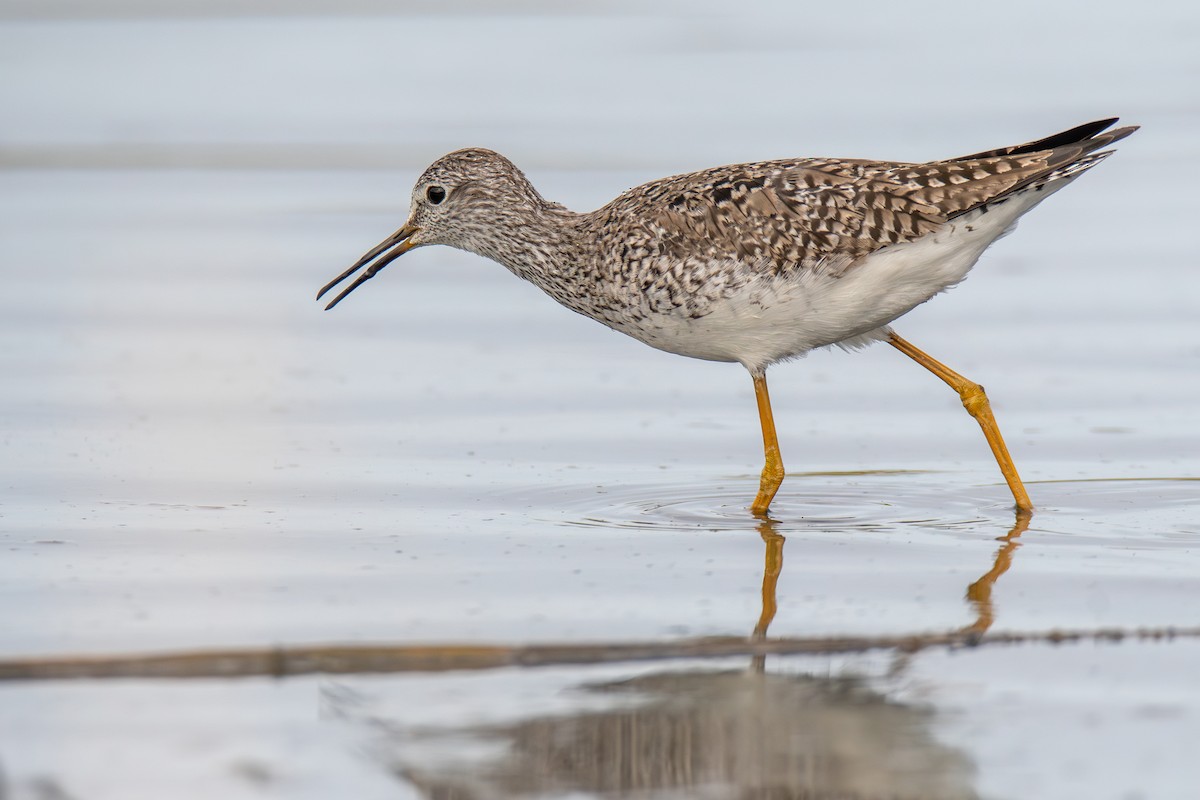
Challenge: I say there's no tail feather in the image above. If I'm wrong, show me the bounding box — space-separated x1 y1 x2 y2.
944 119 1137 219
1043 149 1117 182
953 118 1138 162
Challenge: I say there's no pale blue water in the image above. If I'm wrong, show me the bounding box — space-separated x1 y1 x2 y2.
1 3 1199 799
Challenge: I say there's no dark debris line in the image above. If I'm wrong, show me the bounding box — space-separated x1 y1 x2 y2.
1 626 1197 682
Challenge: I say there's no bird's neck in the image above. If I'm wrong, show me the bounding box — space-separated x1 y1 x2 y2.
470 203 582 291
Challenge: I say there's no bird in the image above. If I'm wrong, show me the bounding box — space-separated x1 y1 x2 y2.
318 118 1137 518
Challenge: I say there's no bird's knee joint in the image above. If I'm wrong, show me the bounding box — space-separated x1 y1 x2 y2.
760 457 785 486
958 383 990 417
760 464 785 486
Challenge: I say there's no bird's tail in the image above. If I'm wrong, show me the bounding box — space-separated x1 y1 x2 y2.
952 118 1139 163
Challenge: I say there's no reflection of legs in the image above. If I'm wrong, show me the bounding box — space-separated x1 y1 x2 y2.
751 522 785 673
888 332 1033 513
750 371 785 517
752 524 785 639
964 511 1031 636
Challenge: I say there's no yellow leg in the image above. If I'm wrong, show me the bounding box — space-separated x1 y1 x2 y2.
888 332 1033 513
750 371 785 516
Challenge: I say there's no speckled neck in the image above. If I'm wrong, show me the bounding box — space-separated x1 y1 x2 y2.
469 201 585 299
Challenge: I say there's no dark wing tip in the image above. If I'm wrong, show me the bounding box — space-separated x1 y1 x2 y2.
951 117 1136 162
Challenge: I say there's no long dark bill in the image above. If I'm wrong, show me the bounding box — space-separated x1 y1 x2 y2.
317 223 419 310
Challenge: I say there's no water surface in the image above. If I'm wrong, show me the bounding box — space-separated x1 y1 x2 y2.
1 3 1199 798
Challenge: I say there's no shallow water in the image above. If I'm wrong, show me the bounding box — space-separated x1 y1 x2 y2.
2 3 1200 799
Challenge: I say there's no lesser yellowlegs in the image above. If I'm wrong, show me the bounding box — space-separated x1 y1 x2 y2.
318 119 1137 517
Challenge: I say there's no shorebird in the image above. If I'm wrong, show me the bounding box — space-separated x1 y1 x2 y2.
319 119 1136 517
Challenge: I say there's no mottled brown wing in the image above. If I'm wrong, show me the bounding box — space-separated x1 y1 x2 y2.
649 160 947 274
636 119 1137 276
872 155 1064 219
644 157 1049 274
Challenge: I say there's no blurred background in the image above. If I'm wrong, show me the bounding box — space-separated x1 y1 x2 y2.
1 2 1198 799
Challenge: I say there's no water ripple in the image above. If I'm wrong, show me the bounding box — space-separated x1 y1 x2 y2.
508 471 995 534
497 474 1200 536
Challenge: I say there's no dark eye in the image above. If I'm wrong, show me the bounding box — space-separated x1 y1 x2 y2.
426 185 446 205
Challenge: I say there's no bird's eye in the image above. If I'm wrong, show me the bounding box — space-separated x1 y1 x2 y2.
426 185 447 205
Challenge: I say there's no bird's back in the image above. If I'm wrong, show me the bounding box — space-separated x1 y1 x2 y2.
588 119 1136 280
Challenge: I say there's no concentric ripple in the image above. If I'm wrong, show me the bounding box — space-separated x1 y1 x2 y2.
498 471 997 534
496 473 1200 537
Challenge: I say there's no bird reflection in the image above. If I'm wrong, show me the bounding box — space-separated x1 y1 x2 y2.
385 514 1031 799
393 668 978 800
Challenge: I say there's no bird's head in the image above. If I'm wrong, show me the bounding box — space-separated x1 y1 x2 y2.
317 148 545 309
